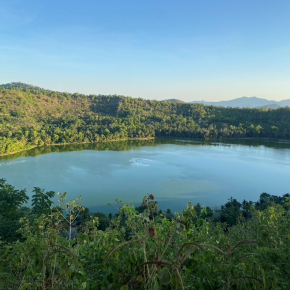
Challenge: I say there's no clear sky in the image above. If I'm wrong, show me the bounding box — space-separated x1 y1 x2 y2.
1 0 290 101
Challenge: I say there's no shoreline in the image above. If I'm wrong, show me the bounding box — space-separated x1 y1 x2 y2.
0 137 155 157
1 136 290 157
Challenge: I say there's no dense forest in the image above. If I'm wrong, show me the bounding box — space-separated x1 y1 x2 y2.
0 179 290 289
1 82 290 155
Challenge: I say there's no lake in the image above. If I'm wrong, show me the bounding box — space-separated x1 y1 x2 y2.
1 138 290 213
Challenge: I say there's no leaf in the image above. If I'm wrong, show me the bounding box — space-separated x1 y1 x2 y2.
153 280 160 290
20 283 28 290
130 252 137 263
159 268 171 285
120 285 129 290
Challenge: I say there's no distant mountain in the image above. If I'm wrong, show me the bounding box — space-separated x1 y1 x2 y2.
0 82 47 92
278 99 290 107
190 96 290 108
257 104 281 110
164 99 185 103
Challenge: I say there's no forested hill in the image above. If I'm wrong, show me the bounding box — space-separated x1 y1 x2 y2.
0 82 47 91
1 84 290 155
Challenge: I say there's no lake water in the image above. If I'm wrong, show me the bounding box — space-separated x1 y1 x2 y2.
1 139 290 213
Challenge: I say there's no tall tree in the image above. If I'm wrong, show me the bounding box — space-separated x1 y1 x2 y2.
31 187 55 216
0 179 29 242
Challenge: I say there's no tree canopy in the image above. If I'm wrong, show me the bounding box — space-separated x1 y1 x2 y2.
0 180 290 289
1 85 290 155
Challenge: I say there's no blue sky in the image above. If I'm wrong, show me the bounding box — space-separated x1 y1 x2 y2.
1 0 290 101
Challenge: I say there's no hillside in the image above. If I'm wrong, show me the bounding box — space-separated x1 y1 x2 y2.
164 98 186 103
0 82 47 92
1 83 290 155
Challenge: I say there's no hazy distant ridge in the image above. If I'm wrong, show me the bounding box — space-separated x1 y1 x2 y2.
190 96 290 108
163 99 185 103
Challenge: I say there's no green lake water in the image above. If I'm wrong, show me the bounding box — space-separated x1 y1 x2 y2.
1 139 290 213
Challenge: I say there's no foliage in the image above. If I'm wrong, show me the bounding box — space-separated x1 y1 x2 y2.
218 197 243 226
31 187 55 216
0 180 290 289
1 85 290 156
0 179 29 242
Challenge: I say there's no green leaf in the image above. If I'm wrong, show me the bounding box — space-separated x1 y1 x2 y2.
120 285 129 290
130 252 137 263
153 280 160 290
159 268 171 285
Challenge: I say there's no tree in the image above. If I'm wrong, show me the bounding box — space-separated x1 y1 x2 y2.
92 212 110 230
219 197 242 225
31 187 55 216
0 179 29 242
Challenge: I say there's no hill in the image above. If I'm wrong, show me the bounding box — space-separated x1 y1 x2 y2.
1 83 290 155
257 104 281 110
164 99 185 103
191 96 290 108
0 82 48 92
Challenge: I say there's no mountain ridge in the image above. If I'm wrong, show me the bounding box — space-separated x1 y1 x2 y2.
0 82 48 92
2 82 290 108
1 82 290 156
190 96 290 108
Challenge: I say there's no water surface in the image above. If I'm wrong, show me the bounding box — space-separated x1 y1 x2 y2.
1 139 289 213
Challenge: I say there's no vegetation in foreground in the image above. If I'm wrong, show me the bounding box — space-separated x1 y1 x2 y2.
1 179 290 289
1 83 290 155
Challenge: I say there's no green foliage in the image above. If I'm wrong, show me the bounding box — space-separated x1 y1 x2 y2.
0 179 28 242
218 197 242 226
91 212 110 230
31 187 55 216
1 180 290 289
255 192 290 210
1 86 290 156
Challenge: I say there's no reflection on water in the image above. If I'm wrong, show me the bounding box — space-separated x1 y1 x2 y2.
0 138 290 213
2 138 290 161
0 140 157 161
129 158 153 167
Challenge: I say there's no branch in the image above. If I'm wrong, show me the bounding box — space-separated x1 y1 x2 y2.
232 240 257 253
139 261 172 267
102 241 134 264
177 243 204 262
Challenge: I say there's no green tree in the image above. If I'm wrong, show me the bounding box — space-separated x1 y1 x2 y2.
218 197 242 225
0 179 29 242
31 187 55 216
92 212 110 230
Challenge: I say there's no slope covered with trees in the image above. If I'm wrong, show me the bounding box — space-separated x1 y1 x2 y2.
1 83 290 155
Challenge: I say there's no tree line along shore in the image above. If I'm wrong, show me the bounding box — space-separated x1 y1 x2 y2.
1 84 290 156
